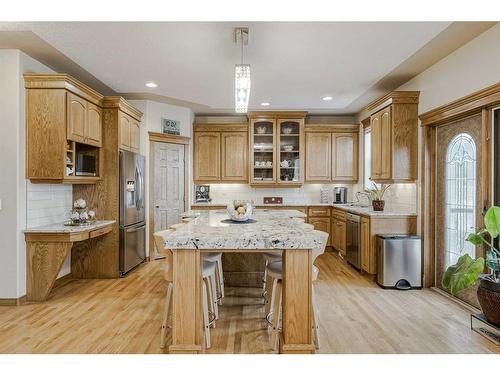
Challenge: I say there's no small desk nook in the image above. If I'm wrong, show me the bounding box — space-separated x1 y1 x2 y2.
24 221 115 302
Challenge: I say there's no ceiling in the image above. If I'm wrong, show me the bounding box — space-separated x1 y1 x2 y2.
0 22 495 115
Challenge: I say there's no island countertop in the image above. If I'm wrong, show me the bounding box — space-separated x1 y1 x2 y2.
165 209 327 250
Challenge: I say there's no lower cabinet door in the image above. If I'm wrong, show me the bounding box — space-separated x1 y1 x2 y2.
338 220 347 256
360 217 371 272
308 217 331 247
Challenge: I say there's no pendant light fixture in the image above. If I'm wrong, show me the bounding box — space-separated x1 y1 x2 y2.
234 27 250 113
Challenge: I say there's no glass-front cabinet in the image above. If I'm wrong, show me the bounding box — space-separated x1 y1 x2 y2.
249 112 306 186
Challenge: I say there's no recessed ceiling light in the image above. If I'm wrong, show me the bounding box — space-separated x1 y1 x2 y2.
322 96 333 101
145 82 157 88
261 102 270 106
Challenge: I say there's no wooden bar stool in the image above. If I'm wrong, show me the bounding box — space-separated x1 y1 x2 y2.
153 229 217 349
266 230 329 351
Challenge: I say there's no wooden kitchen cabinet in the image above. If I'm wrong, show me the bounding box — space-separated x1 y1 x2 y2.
367 91 420 183
221 131 248 181
67 92 103 147
193 123 249 183
25 74 106 184
305 132 331 181
194 132 221 182
86 102 102 147
360 217 371 272
332 132 358 181
67 92 87 144
308 217 331 247
248 112 307 187
332 218 347 256
305 124 359 183
119 112 141 153
25 74 143 184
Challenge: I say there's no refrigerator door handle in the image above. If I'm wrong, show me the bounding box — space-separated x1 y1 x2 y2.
134 166 141 210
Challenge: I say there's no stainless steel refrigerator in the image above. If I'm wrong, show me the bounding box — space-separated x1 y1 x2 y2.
119 150 146 276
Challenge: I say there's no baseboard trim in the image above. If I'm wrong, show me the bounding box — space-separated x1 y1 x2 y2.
0 295 26 306
431 287 481 314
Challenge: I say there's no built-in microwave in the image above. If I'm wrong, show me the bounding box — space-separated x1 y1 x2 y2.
75 148 98 176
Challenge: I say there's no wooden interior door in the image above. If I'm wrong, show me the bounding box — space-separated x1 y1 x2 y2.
153 142 185 259
434 114 484 305
194 132 220 182
331 132 358 181
221 131 248 181
305 132 331 181
67 92 87 143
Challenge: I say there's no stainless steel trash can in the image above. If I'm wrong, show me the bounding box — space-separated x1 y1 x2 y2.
377 234 422 289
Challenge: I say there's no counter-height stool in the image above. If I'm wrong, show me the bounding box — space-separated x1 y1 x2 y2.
265 230 329 350
153 229 217 349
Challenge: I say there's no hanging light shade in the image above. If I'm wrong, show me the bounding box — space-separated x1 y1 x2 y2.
235 64 251 113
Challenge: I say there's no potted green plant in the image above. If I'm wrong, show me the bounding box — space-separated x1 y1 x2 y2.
443 206 500 325
365 183 391 211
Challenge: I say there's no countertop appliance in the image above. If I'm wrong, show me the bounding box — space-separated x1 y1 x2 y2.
377 235 422 289
119 150 146 276
333 187 347 204
195 185 211 203
345 213 361 269
75 147 98 176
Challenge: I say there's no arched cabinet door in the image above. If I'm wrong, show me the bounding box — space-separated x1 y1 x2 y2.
332 132 358 182
67 92 87 144
86 103 102 147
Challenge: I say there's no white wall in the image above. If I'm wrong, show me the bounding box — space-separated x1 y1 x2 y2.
128 99 194 257
0 50 71 299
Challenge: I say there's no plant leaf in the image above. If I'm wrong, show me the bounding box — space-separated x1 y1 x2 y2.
484 206 500 238
442 254 484 295
467 232 485 246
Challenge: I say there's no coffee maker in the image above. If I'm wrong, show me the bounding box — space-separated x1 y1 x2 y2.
195 185 211 203
333 187 347 203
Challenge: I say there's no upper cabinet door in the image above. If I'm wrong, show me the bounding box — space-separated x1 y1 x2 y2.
86 103 102 147
119 113 131 151
250 119 277 184
130 119 140 153
379 107 392 180
194 132 221 182
67 92 87 144
305 132 331 181
278 119 303 184
221 132 248 182
332 132 358 182
370 112 381 179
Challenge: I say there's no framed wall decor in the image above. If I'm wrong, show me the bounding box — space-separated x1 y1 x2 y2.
161 118 180 135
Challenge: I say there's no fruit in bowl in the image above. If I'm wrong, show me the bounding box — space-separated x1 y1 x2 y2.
227 201 253 222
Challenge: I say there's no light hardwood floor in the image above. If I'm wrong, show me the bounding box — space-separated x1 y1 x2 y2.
0 252 497 354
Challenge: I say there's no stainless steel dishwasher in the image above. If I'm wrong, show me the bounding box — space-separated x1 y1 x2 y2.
345 213 361 270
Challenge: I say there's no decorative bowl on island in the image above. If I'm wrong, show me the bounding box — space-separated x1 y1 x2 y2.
226 201 254 222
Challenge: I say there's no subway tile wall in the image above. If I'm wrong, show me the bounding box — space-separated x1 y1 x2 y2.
200 183 417 212
26 182 73 278
26 183 72 227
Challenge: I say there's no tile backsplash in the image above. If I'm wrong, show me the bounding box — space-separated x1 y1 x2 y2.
27 183 72 227
199 182 417 212
26 182 72 277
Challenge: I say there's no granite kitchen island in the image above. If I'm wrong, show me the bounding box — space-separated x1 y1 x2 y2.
164 209 327 354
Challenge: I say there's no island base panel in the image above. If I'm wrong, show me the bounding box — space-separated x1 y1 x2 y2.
281 249 315 354
170 250 204 354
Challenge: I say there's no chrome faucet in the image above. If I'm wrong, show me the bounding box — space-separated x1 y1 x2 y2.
355 191 372 207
